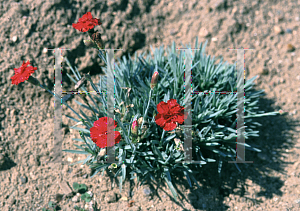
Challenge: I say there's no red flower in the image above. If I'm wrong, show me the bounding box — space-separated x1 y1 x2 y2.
11 60 37 85
90 117 122 148
155 99 187 131
72 12 101 32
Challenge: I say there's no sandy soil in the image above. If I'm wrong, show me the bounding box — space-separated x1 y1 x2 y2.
0 0 300 210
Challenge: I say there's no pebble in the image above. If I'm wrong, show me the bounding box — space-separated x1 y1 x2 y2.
199 27 210 37
20 175 28 184
211 37 218 42
105 193 117 203
274 26 283 34
259 67 269 75
289 109 297 115
72 194 80 202
59 181 73 197
24 28 30 36
120 196 128 201
11 36 18 42
286 28 292 34
87 191 93 198
287 44 295 52
55 193 64 203
143 187 152 196
43 48 48 53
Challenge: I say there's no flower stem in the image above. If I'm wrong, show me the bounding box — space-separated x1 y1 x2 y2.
78 92 98 119
160 130 166 143
28 76 83 121
141 89 153 130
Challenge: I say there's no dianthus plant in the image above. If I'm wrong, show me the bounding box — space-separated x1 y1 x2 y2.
11 12 280 201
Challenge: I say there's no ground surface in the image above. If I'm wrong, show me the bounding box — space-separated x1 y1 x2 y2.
0 0 300 210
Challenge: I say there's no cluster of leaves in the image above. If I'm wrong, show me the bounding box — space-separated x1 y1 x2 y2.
42 182 96 211
62 37 279 201
72 182 93 203
42 201 58 211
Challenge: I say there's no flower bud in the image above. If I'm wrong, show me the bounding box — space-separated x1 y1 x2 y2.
150 71 159 89
131 120 138 136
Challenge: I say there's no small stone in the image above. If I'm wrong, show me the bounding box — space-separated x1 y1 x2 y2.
274 26 283 34
295 198 300 204
199 27 210 37
279 78 285 84
143 187 152 196
120 196 128 201
8 197 16 206
59 181 73 197
206 7 212 13
20 175 28 184
213 0 226 10
82 174 88 179
43 48 48 53
259 68 269 75
72 195 80 202
105 193 117 203
287 44 295 52
24 28 30 36
286 28 292 34
87 191 93 198
67 157 73 162
211 37 218 42
55 193 64 203
289 110 297 115
11 36 18 42
169 29 178 35
20 119 25 124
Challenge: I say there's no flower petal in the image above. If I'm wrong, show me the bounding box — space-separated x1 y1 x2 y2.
156 101 169 114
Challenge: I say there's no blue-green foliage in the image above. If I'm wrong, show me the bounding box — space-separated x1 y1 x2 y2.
63 37 279 201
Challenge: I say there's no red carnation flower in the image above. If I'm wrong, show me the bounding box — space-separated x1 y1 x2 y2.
11 60 37 85
90 117 122 148
72 12 101 32
155 99 187 131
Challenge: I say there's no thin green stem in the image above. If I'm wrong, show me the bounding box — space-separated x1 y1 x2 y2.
160 130 166 143
28 77 83 121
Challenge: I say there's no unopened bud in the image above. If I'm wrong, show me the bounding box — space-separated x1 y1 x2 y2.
150 71 159 89
131 120 138 136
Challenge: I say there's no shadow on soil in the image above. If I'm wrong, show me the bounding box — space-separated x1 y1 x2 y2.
104 92 297 211
164 95 297 210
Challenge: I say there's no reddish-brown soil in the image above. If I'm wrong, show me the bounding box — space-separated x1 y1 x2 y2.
0 0 299 210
